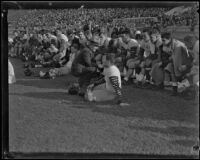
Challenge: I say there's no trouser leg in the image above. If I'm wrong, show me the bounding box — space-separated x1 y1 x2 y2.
78 71 100 92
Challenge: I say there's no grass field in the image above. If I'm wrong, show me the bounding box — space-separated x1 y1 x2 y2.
8 57 199 156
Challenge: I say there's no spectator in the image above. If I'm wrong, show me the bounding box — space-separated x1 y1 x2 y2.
149 28 164 88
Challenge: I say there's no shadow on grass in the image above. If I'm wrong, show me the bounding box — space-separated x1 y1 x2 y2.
10 89 199 124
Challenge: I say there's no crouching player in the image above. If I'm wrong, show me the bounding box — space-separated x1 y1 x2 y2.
87 54 129 106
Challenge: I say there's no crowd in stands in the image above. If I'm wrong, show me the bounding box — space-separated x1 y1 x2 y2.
8 6 199 31
160 6 199 28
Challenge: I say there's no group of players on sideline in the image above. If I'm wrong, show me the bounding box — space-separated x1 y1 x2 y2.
8 21 199 105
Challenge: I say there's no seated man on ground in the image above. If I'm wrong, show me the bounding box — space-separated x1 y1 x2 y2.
119 28 140 84
161 32 193 96
148 27 164 89
133 28 156 87
150 40 174 90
